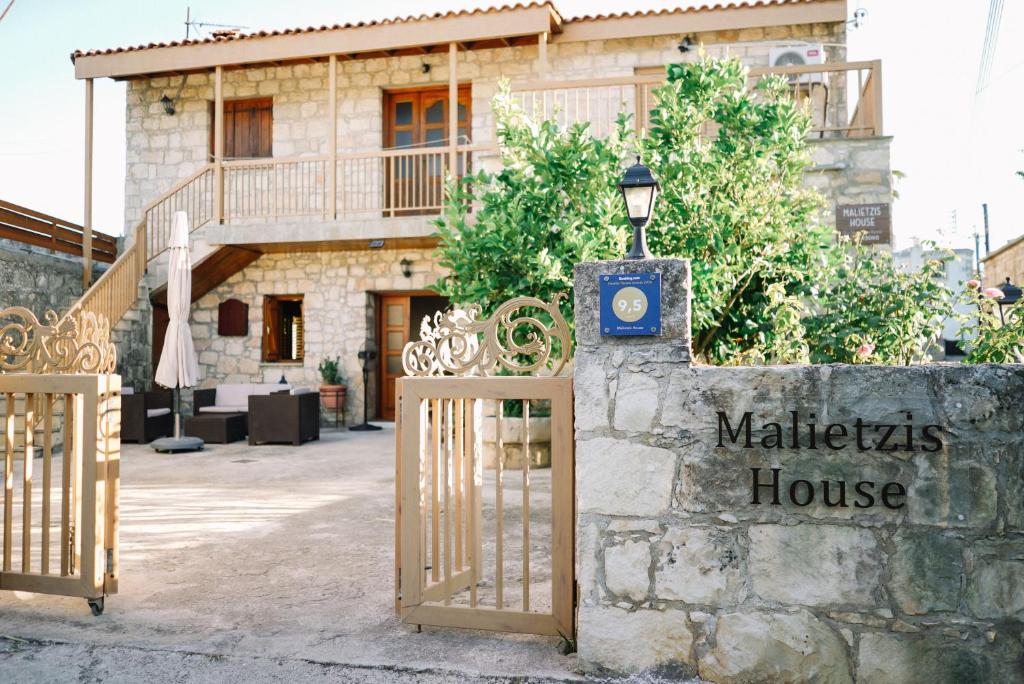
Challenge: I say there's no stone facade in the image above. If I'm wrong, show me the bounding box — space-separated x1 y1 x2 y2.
982 234 1024 291
123 23 847 232
0 242 98 314
188 247 444 418
573 257 1024 683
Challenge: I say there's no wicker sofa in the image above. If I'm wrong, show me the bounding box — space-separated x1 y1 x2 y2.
121 387 174 443
190 383 318 445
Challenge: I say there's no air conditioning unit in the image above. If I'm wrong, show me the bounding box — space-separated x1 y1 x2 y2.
769 44 826 84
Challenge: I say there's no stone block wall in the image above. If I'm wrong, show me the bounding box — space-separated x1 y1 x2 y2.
0 242 98 314
188 248 444 419
123 22 846 230
573 257 1024 683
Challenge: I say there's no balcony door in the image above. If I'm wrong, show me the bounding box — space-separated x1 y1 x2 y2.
210 97 273 160
384 86 470 215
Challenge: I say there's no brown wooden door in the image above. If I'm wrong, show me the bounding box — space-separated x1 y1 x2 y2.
211 97 273 160
384 87 470 214
379 295 411 421
262 296 282 362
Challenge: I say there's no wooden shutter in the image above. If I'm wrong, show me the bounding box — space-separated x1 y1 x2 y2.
212 98 273 160
262 296 282 362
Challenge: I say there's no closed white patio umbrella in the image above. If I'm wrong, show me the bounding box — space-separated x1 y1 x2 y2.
152 211 204 452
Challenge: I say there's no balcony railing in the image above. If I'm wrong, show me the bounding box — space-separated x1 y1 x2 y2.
511 60 883 140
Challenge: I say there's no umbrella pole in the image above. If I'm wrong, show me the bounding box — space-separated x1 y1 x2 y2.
174 385 181 438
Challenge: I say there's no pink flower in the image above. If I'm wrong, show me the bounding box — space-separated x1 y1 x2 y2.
966 279 981 289
982 287 1005 300
855 343 875 358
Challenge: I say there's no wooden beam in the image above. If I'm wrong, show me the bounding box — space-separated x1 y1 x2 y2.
448 42 457 188
556 0 846 43
329 54 338 220
537 31 548 73
213 66 224 224
83 78 93 289
74 5 555 78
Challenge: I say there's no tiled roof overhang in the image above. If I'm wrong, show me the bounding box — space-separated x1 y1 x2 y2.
71 0 845 80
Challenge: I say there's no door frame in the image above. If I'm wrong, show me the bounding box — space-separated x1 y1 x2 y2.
375 290 438 421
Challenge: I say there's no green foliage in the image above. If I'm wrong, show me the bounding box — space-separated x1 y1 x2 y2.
432 57 967 366
317 355 344 385
954 284 1024 363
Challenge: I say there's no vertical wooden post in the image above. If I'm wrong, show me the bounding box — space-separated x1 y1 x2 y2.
329 54 338 220
213 66 225 224
83 78 94 289
448 42 458 182
871 59 883 136
537 31 548 74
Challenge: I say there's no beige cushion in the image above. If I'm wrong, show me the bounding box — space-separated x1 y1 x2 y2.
215 384 253 407
199 405 248 414
146 408 171 418
122 387 135 395
252 383 290 395
290 387 314 395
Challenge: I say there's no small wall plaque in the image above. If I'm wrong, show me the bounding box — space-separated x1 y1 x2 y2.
218 298 248 336
599 272 662 336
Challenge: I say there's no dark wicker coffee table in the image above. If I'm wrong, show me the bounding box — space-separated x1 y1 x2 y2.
184 412 248 444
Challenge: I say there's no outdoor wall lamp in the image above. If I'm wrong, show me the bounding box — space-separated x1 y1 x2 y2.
421 63 432 74
160 95 176 116
400 258 413 278
997 277 1021 325
678 36 694 53
617 156 660 260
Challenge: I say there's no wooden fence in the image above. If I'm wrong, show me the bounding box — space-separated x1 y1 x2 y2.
0 200 117 263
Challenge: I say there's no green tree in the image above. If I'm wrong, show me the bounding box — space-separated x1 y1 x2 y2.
433 57 952 365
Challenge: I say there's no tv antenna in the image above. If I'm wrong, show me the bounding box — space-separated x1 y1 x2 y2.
184 6 248 39
847 7 867 30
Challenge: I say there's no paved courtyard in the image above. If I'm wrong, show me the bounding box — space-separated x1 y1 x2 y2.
0 426 584 682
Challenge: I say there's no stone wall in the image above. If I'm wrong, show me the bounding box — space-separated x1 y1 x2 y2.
983 235 1024 291
0 242 96 314
189 248 444 419
123 22 846 229
573 257 1024 683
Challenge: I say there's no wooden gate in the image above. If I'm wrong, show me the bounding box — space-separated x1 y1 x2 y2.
0 308 121 615
395 296 575 637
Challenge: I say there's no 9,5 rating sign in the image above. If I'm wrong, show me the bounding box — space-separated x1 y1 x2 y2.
599 272 662 336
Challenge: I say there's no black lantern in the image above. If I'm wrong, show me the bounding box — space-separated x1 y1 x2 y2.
400 258 413 278
997 277 1021 325
617 156 660 260
160 95 176 116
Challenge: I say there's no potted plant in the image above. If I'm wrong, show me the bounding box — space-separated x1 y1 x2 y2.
318 355 347 410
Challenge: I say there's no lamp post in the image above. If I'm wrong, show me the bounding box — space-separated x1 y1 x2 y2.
996 277 1021 325
617 156 660 260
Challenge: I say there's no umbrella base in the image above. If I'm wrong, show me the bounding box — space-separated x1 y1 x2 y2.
349 423 383 432
151 436 205 453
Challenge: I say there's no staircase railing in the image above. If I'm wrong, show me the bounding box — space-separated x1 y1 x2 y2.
63 164 215 330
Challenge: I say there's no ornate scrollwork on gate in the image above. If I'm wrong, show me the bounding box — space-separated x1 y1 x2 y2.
0 307 117 374
402 294 571 377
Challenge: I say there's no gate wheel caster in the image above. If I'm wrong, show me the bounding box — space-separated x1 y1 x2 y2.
87 598 104 616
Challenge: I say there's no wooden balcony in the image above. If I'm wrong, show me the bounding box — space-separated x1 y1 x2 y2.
510 60 883 140
142 145 483 260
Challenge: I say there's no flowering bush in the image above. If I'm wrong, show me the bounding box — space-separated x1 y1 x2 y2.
954 285 1024 363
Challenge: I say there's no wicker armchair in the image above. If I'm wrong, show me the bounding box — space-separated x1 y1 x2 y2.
121 389 174 443
247 390 320 446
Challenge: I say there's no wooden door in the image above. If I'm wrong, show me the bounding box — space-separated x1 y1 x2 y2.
262 296 282 362
379 295 411 421
384 87 470 215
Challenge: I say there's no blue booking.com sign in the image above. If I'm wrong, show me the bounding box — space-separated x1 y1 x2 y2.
599 272 662 336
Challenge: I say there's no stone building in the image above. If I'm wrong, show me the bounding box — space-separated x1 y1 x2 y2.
70 0 893 419
982 232 1024 293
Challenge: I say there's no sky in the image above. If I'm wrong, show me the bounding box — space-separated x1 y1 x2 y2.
1 0 1021 255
